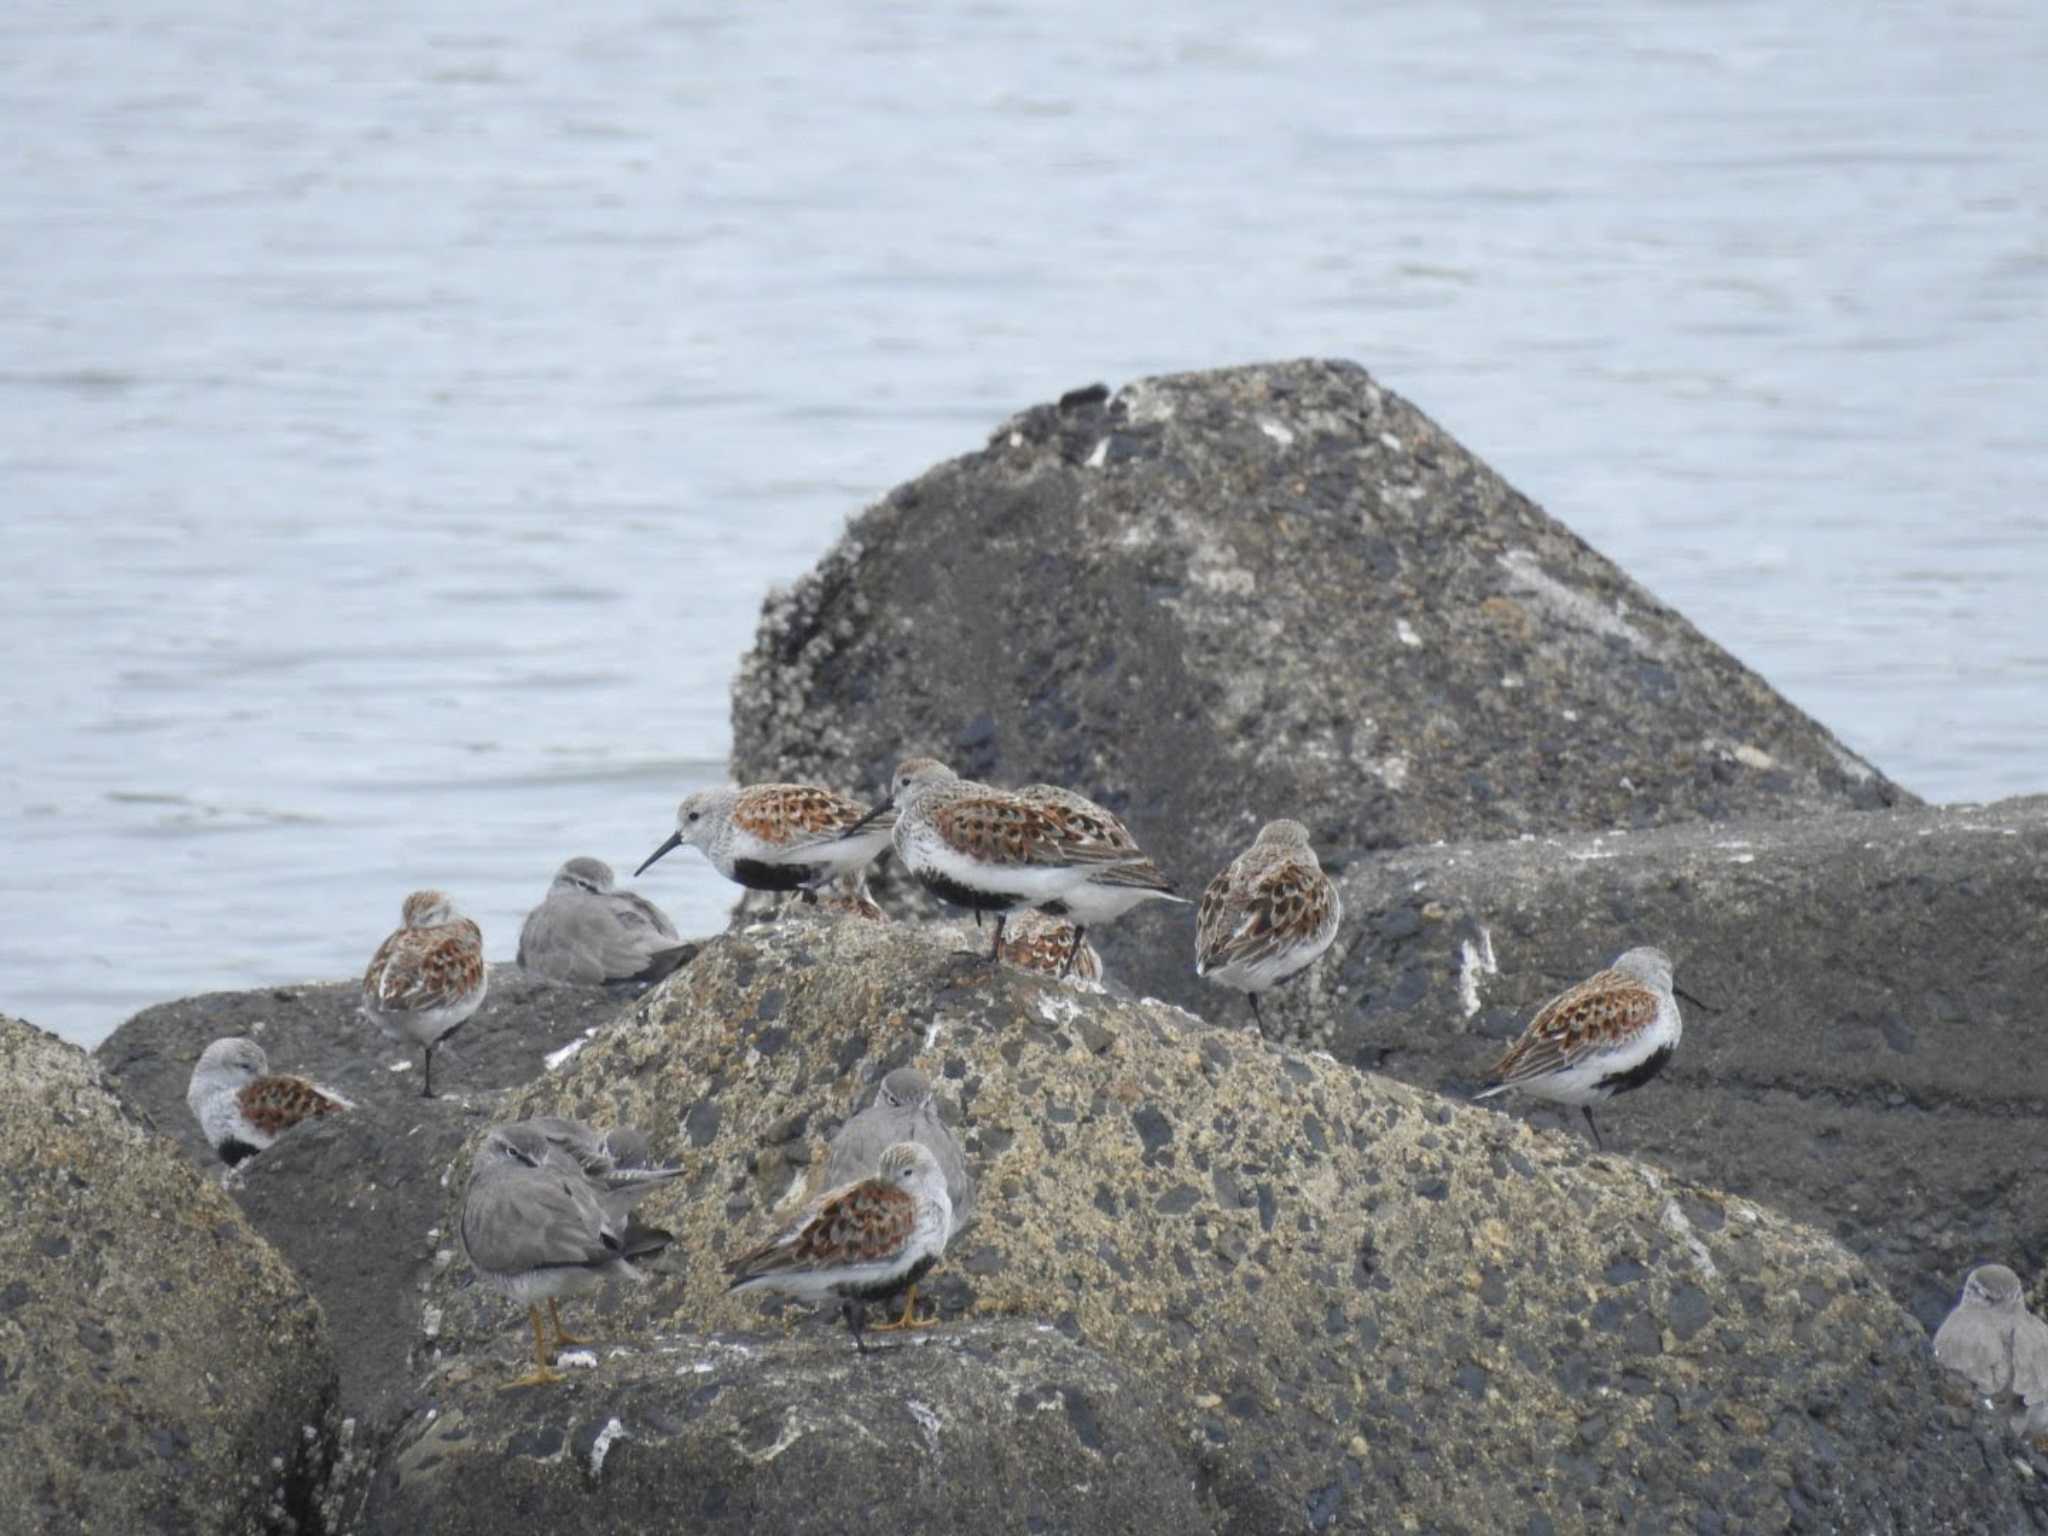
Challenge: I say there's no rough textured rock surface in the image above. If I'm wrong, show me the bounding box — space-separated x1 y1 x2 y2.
366 1323 1205 1535
729 359 1914 1013
95 964 638 1429
0 1012 336 1535
420 916 2033 1532
1303 794 2048 1339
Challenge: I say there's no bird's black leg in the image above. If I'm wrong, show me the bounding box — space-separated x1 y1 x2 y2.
421 1045 436 1100
988 912 1006 962
1581 1107 1604 1152
974 911 983 930
844 1299 868 1354
1248 992 1264 1030
1060 924 1088 978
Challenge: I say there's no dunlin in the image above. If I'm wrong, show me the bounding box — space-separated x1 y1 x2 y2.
852 758 1151 961
998 909 1104 982
1473 946 1701 1150
361 889 488 1099
725 1141 952 1353
822 1069 975 1329
636 783 894 901
1016 784 1187 974
186 1037 351 1167
1194 819 1342 1029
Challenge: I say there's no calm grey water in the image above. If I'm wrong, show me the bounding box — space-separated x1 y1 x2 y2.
5 2 2046 1047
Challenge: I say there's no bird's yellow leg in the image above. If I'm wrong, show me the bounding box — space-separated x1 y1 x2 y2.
500 1305 565 1389
866 1283 941 1333
548 1298 591 1349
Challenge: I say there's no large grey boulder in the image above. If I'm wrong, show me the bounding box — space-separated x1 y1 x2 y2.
366 1324 1205 1535
417 916 2034 1532
95 964 639 1430
0 1012 336 1534
1300 794 2048 1336
730 359 1913 1011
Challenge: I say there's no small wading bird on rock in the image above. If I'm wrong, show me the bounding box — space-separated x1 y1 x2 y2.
1473 946 1712 1151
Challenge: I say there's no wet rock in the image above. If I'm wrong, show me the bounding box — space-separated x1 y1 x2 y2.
94 964 634 1431
1312 795 2048 1332
729 359 1911 1013
0 1012 335 1534
364 1324 1201 1535
416 918 2026 1530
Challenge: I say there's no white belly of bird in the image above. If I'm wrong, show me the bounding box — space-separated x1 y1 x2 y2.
1202 926 1337 995
367 980 486 1048
899 823 1094 906
1515 1002 1682 1108
195 1090 269 1154
1050 878 1173 926
730 822 892 878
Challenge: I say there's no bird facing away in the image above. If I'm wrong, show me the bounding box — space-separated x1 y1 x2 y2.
1194 819 1342 1030
461 1121 677 1388
186 1037 351 1167
1015 784 1188 975
998 909 1104 983
517 856 692 987
1933 1264 2048 1426
851 758 1155 963
821 1069 976 1330
725 1141 952 1353
1473 946 1690 1151
361 889 487 1099
635 783 895 901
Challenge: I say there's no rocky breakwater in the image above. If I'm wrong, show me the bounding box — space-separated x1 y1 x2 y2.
1298 795 2048 1339
0 1012 336 1534
730 357 1912 1014
95 964 640 1436
403 916 2035 1532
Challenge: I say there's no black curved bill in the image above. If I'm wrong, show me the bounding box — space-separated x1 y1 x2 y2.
1673 984 1720 1015
635 831 684 878
839 797 894 838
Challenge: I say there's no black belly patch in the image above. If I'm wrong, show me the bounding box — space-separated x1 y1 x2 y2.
732 858 823 893
217 1138 261 1167
834 1253 938 1305
918 870 1027 914
1595 1043 1674 1097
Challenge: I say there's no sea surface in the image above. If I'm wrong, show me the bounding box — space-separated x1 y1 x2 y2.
4 1 2045 1047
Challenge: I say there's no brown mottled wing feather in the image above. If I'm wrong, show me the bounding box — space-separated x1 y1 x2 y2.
932 795 1143 869
237 1075 348 1137
724 1176 914 1281
1487 970 1659 1086
365 920 484 1009
733 784 874 849
1198 855 1332 972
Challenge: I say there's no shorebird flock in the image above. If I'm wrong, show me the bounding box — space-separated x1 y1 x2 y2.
179 752 2006 1399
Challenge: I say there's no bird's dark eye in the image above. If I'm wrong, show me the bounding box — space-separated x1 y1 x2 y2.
687 812 701 823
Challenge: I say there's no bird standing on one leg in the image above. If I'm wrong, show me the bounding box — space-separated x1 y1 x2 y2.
1472 946 1701 1151
1194 820 1342 1032
1015 784 1187 975
361 890 487 1099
